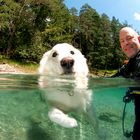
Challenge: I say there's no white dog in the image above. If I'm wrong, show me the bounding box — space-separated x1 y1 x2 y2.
38 43 97 129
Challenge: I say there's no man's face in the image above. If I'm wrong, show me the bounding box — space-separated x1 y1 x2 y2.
119 28 140 58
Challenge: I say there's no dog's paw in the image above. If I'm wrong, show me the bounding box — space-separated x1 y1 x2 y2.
48 108 78 128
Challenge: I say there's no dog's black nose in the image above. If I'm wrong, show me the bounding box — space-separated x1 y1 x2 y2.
60 57 74 69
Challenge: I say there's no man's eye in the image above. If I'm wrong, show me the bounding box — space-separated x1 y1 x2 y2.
52 52 58 57
126 36 133 41
120 40 124 43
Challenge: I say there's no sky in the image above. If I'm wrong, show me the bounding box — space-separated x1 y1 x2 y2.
64 0 140 32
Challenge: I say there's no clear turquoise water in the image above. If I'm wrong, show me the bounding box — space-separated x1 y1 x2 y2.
0 74 137 140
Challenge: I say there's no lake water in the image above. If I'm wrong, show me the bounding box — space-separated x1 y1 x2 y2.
0 74 138 140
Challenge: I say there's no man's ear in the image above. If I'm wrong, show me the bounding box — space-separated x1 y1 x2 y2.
138 36 140 43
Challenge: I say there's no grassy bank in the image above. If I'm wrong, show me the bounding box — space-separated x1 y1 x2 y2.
90 69 117 77
0 57 38 74
8 61 39 74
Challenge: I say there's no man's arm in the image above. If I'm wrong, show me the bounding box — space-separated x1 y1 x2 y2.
111 64 130 78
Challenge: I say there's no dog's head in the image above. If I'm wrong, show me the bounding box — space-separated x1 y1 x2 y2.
39 43 89 76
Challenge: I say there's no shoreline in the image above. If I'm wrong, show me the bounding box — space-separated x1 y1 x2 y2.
0 63 37 74
0 63 115 77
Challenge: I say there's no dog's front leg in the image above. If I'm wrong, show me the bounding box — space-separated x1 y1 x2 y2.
48 108 78 128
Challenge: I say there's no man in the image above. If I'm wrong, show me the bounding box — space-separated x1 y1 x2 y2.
112 27 140 140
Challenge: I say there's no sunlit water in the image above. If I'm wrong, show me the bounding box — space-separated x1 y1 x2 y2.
0 74 138 140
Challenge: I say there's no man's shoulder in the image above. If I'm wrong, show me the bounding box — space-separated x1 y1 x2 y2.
136 51 140 58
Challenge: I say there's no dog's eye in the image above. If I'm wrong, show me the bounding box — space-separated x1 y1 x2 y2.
70 51 75 55
52 52 58 57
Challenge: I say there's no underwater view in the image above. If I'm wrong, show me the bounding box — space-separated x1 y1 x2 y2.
0 74 138 140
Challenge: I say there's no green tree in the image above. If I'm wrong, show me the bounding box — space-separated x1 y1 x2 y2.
93 14 113 69
110 16 125 69
76 4 100 70
41 0 74 47
1 0 54 61
0 0 20 54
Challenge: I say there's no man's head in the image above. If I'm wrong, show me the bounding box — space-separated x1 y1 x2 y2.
119 27 140 58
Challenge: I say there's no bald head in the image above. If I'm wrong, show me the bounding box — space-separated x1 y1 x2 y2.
120 27 139 38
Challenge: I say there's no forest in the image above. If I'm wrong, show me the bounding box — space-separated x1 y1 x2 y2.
0 0 139 71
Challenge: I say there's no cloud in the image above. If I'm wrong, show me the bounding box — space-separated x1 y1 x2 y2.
134 12 140 21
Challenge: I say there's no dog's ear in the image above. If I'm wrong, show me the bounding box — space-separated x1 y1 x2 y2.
74 53 89 77
39 50 51 74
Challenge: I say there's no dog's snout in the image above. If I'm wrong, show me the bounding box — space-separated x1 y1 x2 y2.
60 57 74 69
